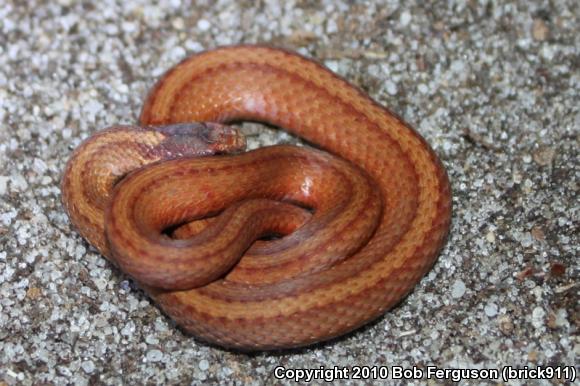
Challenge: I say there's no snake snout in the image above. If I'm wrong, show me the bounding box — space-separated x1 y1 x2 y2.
200 122 247 154
155 122 246 157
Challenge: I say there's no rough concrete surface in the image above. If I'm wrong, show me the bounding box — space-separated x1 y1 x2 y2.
0 0 578 385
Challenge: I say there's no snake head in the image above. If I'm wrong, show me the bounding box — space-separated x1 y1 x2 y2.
153 122 246 158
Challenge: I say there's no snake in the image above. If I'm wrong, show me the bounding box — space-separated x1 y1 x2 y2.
61 45 452 351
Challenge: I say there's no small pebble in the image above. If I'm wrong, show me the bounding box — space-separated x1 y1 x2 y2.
385 80 398 95
532 307 546 329
532 19 550 41
197 19 211 31
199 359 210 371
484 303 498 317
498 315 514 335
451 280 466 299
146 349 164 363
400 11 412 27
81 360 95 374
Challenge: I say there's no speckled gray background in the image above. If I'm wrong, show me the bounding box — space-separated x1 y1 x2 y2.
0 0 578 385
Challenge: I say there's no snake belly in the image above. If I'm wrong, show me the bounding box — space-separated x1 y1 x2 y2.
62 45 452 350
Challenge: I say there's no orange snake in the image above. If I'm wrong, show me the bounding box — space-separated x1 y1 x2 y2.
61 45 451 350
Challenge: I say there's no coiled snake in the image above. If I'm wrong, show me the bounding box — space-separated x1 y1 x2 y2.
61 45 451 350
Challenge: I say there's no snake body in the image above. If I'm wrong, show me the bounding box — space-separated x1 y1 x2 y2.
61 45 451 350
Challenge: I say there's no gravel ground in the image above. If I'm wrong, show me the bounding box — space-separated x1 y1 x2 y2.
0 0 578 385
